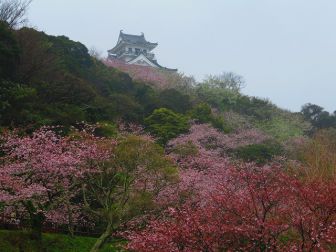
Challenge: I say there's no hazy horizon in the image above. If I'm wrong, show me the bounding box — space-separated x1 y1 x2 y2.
28 0 336 113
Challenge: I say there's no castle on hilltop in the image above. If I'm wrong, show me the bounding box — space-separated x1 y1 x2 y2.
107 30 176 71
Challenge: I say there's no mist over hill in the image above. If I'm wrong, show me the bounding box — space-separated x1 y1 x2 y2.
1 2 336 250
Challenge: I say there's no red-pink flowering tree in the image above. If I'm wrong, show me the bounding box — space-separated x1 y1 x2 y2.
127 163 336 251
288 180 336 251
118 123 336 250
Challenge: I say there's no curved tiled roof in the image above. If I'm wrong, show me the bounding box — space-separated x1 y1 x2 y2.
148 58 177 72
108 31 176 72
119 31 157 46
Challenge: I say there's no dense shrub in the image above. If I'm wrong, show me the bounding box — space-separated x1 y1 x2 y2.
195 84 239 111
0 80 37 126
297 128 336 180
127 165 336 251
234 140 284 164
158 88 192 114
301 103 336 131
0 26 170 128
255 113 311 141
189 103 212 123
170 141 199 158
93 122 118 137
0 21 20 79
144 108 190 145
189 103 233 133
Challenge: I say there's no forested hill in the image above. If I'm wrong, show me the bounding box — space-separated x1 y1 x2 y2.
3 18 336 252
1 20 335 139
1 21 160 127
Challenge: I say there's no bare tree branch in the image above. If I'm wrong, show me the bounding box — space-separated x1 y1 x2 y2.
203 71 246 92
0 0 32 28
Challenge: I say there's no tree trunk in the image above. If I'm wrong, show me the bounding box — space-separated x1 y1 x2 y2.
66 201 74 237
30 211 45 241
90 222 113 252
24 201 45 241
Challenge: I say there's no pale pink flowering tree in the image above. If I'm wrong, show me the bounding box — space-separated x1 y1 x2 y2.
165 123 270 200
104 59 196 91
0 127 111 239
168 123 270 155
104 59 170 88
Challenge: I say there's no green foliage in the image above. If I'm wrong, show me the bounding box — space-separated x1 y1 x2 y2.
234 140 284 164
0 27 169 128
0 230 125 252
37 75 96 105
235 96 276 120
133 82 159 116
158 88 192 114
301 103 336 131
189 103 233 133
255 113 311 141
0 21 20 79
202 72 245 92
113 135 178 215
189 103 212 123
171 141 199 158
47 35 93 75
210 115 233 133
0 80 36 125
108 93 143 122
296 128 336 180
195 83 279 121
222 111 252 130
114 135 178 178
195 84 239 111
42 104 87 126
145 108 190 145
82 135 178 250
0 24 318 150
89 60 134 95
94 122 118 137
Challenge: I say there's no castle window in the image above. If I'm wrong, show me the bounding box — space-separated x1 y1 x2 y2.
135 48 140 55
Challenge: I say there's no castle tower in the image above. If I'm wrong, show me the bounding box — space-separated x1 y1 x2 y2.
108 30 176 71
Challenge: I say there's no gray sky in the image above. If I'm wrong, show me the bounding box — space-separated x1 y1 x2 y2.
28 0 336 112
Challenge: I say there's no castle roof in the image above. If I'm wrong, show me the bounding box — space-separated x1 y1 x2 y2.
147 58 177 72
126 53 177 72
107 30 177 72
108 31 158 53
120 32 151 44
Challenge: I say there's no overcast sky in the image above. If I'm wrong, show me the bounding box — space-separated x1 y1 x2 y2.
28 0 336 112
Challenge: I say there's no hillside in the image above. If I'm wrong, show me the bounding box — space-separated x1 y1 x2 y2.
1 20 336 252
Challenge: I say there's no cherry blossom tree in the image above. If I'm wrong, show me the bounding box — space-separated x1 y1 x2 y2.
0 127 109 239
127 163 336 251
169 123 270 154
82 135 178 252
104 59 169 88
0 126 178 249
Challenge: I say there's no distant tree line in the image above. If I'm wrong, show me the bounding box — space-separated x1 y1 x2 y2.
301 103 336 132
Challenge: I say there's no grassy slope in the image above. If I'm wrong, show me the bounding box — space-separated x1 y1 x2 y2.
0 230 126 252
